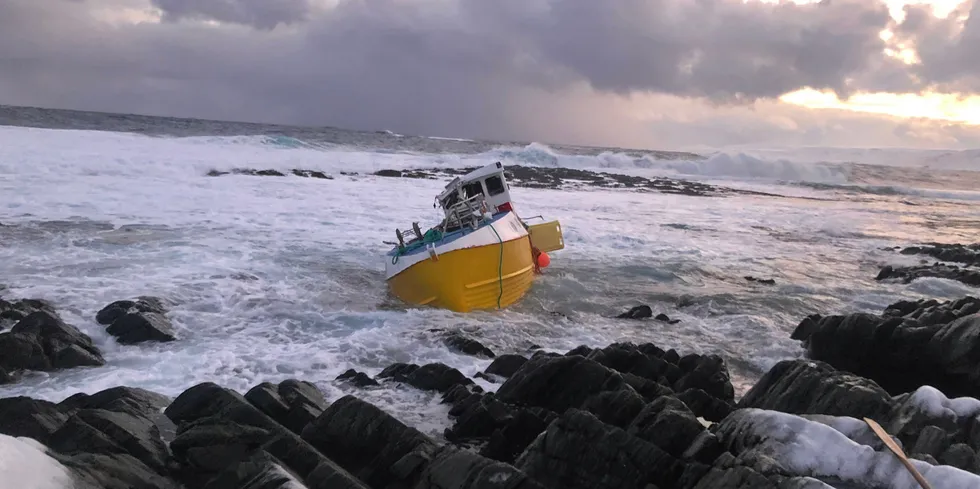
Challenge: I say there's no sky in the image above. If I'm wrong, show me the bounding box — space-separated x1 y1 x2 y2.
1 0 979 151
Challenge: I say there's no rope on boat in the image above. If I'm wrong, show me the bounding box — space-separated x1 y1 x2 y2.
489 222 504 309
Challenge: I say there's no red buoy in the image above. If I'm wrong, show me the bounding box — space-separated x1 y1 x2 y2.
536 251 551 268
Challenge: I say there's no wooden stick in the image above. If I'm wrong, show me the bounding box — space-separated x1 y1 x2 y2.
864 417 934 489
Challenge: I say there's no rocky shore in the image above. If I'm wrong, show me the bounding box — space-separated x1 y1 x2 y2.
3 294 980 488
205 164 814 200
877 243 980 288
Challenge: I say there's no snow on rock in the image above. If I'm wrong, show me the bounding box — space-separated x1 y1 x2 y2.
904 385 980 420
0 434 75 489
716 408 980 489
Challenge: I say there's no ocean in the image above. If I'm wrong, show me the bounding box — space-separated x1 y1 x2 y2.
1 104 978 436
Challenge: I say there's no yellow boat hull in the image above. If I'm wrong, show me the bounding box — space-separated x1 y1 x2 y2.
387 235 535 313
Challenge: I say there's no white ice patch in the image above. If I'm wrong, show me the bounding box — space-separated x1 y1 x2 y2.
728 409 980 489
0 434 76 489
904 386 980 420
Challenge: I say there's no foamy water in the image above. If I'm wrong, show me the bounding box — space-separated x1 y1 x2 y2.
0 125 978 437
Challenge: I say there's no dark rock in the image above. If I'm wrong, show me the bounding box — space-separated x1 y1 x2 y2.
738 359 895 421
581 389 647 428
515 409 691 489
744 276 776 285
336 369 380 387
59 452 182 489
676 388 735 422
586 342 674 383
617 305 653 319
627 396 707 459
414 445 544 489
49 408 173 475
170 420 272 473
911 425 949 458
301 395 436 489
939 443 980 473
0 310 105 377
495 354 627 413
0 396 70 443
96 297 168 325
655 313 681 324
378 362 474 393
792 296 980 399
106 312 176 344
673 354 735 403
876 263 980 287
443 332 496 358
898 242 980 267
58 386 172 421
0 298 56 327
443 391 556 464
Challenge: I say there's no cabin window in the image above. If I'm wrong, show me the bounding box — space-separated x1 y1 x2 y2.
463 182 484 199
485 175 505 196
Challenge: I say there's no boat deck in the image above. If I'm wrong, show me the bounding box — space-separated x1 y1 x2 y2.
386 211 512 258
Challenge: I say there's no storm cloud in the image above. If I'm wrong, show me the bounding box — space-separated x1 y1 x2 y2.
0 0 977 148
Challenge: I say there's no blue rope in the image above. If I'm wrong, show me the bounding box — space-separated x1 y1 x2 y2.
488 223 504 309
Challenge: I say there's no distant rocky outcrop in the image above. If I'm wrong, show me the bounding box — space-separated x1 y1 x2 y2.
877 263 980 287
207 168 333 179
899 242 980 267
878 242 980 288
207 163 808 200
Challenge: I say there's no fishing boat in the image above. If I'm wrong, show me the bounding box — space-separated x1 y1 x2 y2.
384 162 564 312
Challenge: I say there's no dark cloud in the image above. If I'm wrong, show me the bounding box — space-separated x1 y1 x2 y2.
889 0 980 92
0 0 977 149
151 0 312 29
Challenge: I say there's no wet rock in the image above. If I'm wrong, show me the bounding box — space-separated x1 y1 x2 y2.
59 452 182 489
581 389 647 428
738 359 895 420
301 395 436 489
484 354 528 378
617 305 653 319
245 380 326 435
673 353 736 403
0 297 56 327
676 388 735 422
443 332 496 358
48 408 173 475
0 396 71 443
628 396 707 459
336 369 380 387
0 310 105 378
96 296 168 325
495 354 627 413
744 276 776 285
877 263 980 287
899 242 980 267
515 409 694 489
106 312 177 344
378 362 474 393
792 296 980 398
655 313 681 324
940 443 980 473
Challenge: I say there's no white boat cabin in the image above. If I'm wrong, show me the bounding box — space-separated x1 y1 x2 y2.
435 162 515 218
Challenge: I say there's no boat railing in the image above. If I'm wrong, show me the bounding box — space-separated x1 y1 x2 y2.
441 193 487 232
392 193 487 251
